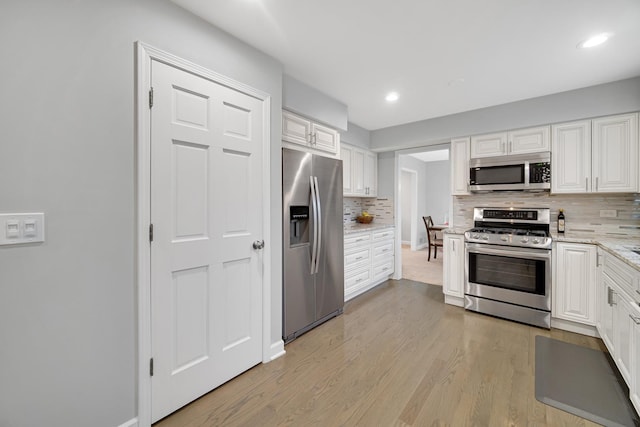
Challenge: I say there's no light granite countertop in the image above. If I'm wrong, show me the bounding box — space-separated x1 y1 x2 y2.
554 233 640 272
344 222 395 235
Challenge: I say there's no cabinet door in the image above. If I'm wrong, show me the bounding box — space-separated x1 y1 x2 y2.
470 132 507 158
364 151 377 196
282 111 310 145
351 148 365 195
340 144 354 195
443 235 464 298
592 113 638 193
450 137 470 195
631 303 640 414
616 293 634 385
601 274 617 353
553 242 597 325
551 120 591 194
508 126 550 154
312 122 340 155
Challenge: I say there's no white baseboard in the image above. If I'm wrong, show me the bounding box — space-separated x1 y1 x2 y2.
444 294 464 307
117 418 138 427
417 243 428 250
267 340 286 361
550 318 599 338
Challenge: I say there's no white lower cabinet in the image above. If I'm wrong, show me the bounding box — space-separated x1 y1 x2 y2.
553 242 597 325
596 248 640 415
443 234 465 306
344 227 395 301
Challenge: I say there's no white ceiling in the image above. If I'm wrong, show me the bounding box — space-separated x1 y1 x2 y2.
409 150 449 163
172 0 640 131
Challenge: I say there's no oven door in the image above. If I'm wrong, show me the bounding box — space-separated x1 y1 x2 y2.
465 242 551 311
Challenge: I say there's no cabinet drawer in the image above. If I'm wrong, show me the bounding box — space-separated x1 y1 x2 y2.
372 228 395 242
372 259 394 281
345 268 371 291
345 248 371 271
372 242 394 264
344 232 371 249
602 252 638 300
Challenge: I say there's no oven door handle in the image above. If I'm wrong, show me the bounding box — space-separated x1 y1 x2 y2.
466 244 550 260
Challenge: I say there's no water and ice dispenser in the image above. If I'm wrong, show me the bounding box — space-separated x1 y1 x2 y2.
289 205 309 246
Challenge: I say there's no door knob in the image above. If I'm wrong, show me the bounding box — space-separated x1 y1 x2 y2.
253 240 265 250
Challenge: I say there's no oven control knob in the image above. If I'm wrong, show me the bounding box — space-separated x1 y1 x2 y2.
533 238 540 244
500 236 508 241
521 238 529 244
481 236 489 241
472 233 480 239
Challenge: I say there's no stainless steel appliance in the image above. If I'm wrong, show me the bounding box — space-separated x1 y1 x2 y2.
469 152 551 192
464 207 552 328
283 148 344 343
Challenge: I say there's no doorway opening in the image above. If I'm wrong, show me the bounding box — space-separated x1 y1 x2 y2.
396 145 451 286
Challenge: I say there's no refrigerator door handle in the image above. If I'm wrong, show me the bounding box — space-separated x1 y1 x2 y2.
314 176 322 274
310 176 318 275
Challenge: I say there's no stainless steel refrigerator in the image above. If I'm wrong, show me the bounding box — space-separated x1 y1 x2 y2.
283 148 344 343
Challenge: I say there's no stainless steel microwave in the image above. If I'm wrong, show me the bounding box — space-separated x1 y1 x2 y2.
469 152 551 192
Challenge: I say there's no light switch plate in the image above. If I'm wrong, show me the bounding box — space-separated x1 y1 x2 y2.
0 213 45 245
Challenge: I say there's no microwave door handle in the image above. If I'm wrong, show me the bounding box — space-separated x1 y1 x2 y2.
524 161 530 187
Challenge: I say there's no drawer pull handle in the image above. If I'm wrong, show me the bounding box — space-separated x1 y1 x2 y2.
356 278 363 283
355 256 364 260
382 267 389 271
382 249 390 252
630 315 640 325
356 238 365 242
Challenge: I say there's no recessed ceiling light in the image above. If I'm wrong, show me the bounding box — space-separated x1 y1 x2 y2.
577 33 612 49
385 92 399 102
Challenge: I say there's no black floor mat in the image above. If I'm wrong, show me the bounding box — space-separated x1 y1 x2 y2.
535 335 638 427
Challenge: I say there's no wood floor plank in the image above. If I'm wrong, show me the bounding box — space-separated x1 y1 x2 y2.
155 279 615 427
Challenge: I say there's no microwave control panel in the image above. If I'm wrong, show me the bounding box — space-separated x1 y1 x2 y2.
530 162 550 184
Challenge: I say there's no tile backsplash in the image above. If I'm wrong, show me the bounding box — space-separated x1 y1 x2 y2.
452 192 640 238
344 197 394 224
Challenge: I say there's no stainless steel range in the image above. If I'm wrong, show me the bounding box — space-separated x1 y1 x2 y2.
464 207 552 329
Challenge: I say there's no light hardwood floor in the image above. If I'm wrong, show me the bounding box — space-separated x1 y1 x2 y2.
401 244 443 286
156 280 607 427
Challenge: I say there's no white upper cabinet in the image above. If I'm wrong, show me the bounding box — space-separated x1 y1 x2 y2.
510 126 551 154
340 142 377 197
470 126 550 158
450 137 470 195
470 132 507 158
551 120 591 193
552 113 638 194
592 113 638 193
340 144 353 194
282 110 340 157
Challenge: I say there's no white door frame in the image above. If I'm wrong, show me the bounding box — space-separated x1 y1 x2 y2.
134 42 272 427
399 168 418 250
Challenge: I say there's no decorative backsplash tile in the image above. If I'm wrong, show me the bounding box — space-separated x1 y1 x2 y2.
344 197 394 224
452 192 640 238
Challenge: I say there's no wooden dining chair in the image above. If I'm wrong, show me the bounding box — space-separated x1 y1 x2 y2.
422 216 443 261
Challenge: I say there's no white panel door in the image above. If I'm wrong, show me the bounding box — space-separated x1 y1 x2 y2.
553 242 596 325
616 293 634 385
508 126 550 154
551 120 591 193
443 234 464 298
592 113 638 193
150 60 263 422
364 151 377 196
311 122 339 155
351 148 365 195
450 137 470 195
631 303 640 414
282 110 310 146
340 144 353 194
470 132 507 158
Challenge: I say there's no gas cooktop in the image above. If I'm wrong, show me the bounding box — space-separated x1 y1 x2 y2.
465 207 552 249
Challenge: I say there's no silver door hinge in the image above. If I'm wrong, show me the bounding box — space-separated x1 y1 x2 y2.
149 224 154 242
150 358 154 376
149 87 154 109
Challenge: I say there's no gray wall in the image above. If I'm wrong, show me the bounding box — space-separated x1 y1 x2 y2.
371 76 640 151
0 1 283 427
283 74 348 131
400 170 413 242
377 151 396 198
341 122 371 149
